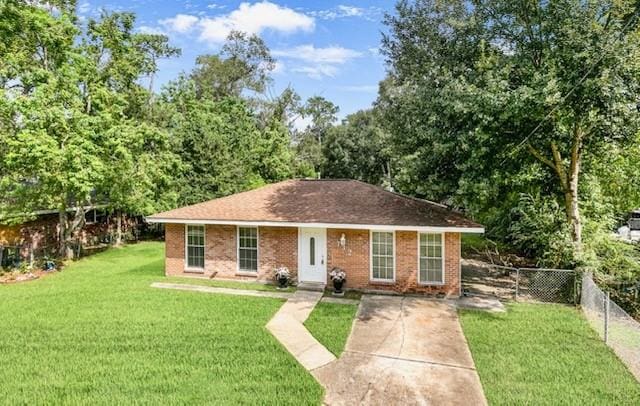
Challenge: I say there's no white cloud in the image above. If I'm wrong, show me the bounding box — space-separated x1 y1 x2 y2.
138 25 166 35
292 115 313 131
273 44 362 78
336 5 363 17
198 1 315 43
206 3 226 10
309 5 381 20
78 1 90 14
160 14 199 33
272 45 361 64
272 61 286 74
292 65 339 79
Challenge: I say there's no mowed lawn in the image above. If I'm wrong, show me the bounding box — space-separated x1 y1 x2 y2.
304 302 358 356
0 242 322 405
460 303 640 405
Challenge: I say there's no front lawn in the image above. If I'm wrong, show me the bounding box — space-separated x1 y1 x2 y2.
0 242 322 404
304 302 358 356
460 303 640 405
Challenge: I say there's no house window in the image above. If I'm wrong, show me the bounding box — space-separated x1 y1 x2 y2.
419 233 444 284
186 225 205 270
238 227 258 272
371 231 394 281
0 246 21 268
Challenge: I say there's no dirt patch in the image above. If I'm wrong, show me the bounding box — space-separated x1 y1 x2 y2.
0 269 58 284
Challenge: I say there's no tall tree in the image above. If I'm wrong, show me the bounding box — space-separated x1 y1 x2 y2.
295 96 339 176
0 3 180 257
191 30 275 101
381 0 640 261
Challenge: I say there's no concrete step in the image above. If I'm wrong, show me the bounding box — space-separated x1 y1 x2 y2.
297 281 326 292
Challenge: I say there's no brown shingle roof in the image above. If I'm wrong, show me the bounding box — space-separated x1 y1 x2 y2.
148 179 483 230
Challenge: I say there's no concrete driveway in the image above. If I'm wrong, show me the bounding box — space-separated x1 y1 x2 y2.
312 295 487 405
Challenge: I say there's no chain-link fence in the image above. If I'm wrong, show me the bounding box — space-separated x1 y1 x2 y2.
461 260 576 303
581 273 640 381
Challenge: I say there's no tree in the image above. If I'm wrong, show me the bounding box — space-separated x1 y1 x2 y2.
295 96 339 175
191 31 275 101
321 109 391 186
381 0 640 262
0 3 181 257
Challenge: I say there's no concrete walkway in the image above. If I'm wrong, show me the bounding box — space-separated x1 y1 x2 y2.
151 282 293 299
266 290 337 371
313 295 487 405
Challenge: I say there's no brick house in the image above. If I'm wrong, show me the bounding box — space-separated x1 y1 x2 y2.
147 179 484 296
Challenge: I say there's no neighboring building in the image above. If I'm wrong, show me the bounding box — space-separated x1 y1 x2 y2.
147 179 484 296
0 208 139 267
617 209 640 242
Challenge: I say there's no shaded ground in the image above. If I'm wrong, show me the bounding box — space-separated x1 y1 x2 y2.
313 295 486 405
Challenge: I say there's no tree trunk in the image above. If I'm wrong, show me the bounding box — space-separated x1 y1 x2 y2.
58 204 87 260
527 124 584 255
116 211 123 246
58 208 74 260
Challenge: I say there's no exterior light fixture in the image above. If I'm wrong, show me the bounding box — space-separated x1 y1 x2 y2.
339 233 346 249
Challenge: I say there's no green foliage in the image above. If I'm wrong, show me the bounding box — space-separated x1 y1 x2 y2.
295 96 339 175
507 194 575 267
321 109 391 185
0 4 181 257
378 0 640 271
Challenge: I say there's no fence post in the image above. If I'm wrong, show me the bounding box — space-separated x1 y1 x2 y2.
515 268 520 300
604 291 610 344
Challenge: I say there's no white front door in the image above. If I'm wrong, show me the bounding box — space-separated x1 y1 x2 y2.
298 228 327 283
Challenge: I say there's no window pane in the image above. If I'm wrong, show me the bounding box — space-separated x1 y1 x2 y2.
238 227 258 272
371 232 394 280
419 233 443 283
186 226 205 269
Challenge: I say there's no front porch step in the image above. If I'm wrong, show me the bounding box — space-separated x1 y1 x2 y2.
297 282 326 292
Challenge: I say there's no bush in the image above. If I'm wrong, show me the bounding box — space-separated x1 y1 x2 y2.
507 194 575 268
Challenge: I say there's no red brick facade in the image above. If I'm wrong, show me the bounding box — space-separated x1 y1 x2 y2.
165 224 298 282
164 224 461 297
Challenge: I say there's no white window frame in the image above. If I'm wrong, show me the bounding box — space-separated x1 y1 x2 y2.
185 224 205 272
237 226 259 274
418 232 445 285
370 230 396 282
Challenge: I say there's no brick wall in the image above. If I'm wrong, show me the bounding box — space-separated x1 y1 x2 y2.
164 224 298 283
326 228 461 297
258 226 298 282
164 224 461 297
165 223 185 276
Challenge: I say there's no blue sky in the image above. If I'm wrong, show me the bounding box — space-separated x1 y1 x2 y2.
78 1 393 122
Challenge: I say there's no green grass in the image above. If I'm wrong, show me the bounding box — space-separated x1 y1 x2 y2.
0 242 322 405
304 302 358 356
460 303 640 405
323 289 363 300
164 275 296 292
